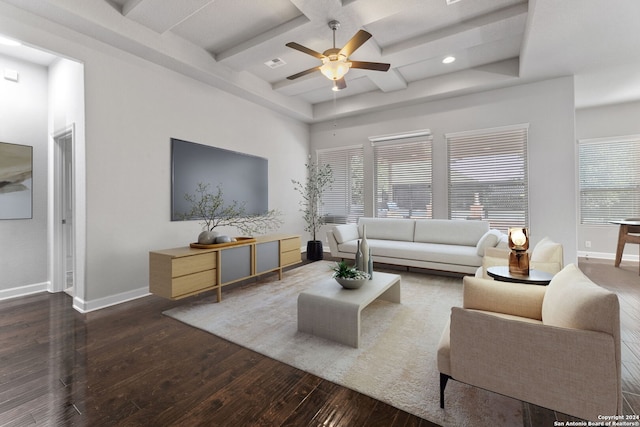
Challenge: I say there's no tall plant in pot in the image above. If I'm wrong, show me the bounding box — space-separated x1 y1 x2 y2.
291 162 333 260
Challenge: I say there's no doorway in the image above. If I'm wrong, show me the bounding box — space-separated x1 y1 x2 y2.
53 127 75 295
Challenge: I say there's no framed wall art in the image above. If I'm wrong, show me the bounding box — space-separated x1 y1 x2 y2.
0 141 33 220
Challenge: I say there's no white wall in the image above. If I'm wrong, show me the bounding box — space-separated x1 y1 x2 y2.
81 54 308 307
576 100 640 260
311 77 577 265
0 54 49 298
0 6 309 311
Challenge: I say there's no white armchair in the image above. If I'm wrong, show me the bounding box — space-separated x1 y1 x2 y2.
438 264 622 421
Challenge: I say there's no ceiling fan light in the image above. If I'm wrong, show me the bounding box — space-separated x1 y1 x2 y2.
320 55 351 80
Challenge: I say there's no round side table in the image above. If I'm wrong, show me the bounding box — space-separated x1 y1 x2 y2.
486 266 553 286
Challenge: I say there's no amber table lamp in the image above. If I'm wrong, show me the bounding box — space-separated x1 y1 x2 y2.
508 227 530 275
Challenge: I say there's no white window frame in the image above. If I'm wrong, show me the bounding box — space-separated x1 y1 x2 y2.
370 130 433 219
445 124 529 231
578 134 640 225
316 144 364 224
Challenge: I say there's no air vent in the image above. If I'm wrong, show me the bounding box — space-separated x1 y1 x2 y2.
4 68 19 82
264 58 286 69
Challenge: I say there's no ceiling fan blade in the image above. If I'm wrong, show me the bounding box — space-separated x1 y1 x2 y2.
335 77 347 90
339 30 372 57
350 61 391 72
286 66 320 80
285 42 325 59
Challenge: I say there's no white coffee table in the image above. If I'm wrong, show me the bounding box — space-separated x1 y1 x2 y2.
297 272 401 348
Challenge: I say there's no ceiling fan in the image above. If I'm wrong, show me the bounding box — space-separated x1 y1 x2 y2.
285 20 391 91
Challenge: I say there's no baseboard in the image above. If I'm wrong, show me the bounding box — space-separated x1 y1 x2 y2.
577 251 639 262
0 281 50 301
72 287 150 313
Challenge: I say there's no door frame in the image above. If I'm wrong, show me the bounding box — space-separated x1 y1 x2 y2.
50 125 76 296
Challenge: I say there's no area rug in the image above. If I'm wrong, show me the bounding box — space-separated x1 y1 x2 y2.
163 261 523 427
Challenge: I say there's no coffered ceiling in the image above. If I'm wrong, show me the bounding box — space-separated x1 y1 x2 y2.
2 0 640 123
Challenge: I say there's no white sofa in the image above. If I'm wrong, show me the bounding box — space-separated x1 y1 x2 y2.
326 217 505 274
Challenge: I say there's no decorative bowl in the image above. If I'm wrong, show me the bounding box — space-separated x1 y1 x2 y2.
335 276 369 289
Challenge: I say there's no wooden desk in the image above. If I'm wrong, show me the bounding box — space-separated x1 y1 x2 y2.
610 220 640 273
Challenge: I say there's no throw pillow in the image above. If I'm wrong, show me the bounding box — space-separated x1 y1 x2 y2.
541 264 619 336
333 224 359 244
531 237 562 262
476 229 502 256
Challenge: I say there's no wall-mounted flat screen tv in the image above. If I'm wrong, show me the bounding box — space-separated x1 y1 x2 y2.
171 138 268 221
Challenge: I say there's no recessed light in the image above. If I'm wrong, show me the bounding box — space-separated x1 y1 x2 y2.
0 35 22 47
442 56 456 64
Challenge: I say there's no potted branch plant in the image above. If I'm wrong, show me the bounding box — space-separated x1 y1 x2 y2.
291 162 333 261
181 183 283 244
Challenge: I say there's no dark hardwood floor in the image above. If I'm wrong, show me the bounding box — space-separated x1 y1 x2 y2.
0 257 637 426
0 269 436 426
578 258 640 417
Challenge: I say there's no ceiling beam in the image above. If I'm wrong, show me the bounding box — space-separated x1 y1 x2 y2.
122 0 213 34
216 15 310 63
366 68 407 93
313 58 521 122
383 3 528 66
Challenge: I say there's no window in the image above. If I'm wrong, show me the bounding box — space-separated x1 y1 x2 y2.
317 145 364 224
446 124 529 231
371 131 433 219
579 135 640 224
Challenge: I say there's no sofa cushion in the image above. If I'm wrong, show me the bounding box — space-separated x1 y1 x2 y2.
414 219 489 246
363 239 483 266
476 229 503 256
463 276 546 320
542 264 619 336
333 224 359 244
358 217 415 241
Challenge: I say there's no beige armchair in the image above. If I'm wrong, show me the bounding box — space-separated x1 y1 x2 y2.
438 264 622 421
476 236 564 279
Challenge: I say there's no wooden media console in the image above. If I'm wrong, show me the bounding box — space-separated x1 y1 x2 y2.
149 234 301 302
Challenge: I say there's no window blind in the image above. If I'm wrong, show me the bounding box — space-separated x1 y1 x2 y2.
446 124 529 231
372 137 433 219
579 135 640 224
317 145 364 224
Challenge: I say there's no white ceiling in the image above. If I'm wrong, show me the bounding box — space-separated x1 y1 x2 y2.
2 0 640 123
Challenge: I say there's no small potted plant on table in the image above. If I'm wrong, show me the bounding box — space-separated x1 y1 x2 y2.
331 261 370 289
